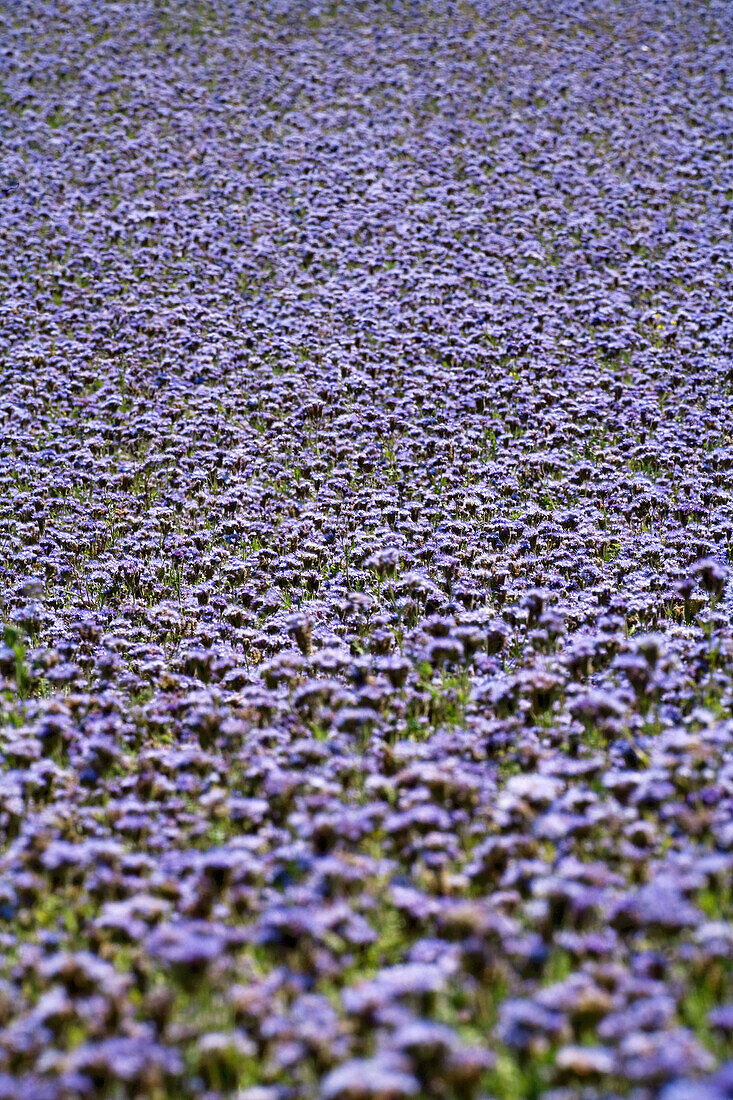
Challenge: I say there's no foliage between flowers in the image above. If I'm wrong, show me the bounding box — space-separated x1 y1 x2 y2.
0 0 733 1098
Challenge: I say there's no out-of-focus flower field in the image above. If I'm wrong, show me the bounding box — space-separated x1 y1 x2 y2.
1 1 733 1096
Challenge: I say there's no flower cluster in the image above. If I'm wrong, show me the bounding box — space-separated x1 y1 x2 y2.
0 0 732 1097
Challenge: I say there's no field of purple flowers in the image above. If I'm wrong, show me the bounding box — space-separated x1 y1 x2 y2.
1 0 733 1097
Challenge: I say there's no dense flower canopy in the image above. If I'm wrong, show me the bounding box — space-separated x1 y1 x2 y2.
0 0 732 1096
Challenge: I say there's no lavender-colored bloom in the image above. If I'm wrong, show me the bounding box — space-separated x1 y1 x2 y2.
320 1055 419 1100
